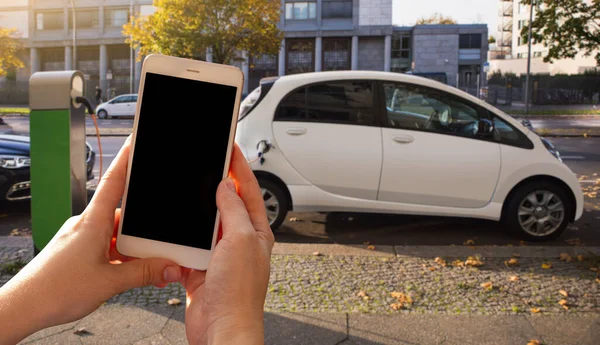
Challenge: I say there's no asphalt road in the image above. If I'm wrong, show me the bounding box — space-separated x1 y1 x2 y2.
1 136 599 247
528 117 600 130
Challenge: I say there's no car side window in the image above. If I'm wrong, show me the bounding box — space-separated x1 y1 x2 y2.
492 115 534 149
276 88 306 120
132 95 138 102
382 82 481 138
275 80 375 126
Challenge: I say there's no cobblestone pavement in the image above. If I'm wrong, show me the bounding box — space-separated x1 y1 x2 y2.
2 237 598 316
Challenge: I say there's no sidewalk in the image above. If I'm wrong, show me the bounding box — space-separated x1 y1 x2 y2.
2 238 598 345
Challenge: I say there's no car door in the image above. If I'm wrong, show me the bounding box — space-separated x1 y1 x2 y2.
377 80 501 208
108 96 127 116
272 80 383 200
124 95 137 116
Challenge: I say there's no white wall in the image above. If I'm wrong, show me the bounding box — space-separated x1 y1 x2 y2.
359 0 392 26
0 0 28 7
0 10 29 38
489 53 599 76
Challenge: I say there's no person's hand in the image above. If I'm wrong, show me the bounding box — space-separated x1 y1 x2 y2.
181 145 275 345
0 136 182 345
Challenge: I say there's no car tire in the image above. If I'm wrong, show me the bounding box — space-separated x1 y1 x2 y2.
97 110 108 119
502 181 573 241
257 177 289 231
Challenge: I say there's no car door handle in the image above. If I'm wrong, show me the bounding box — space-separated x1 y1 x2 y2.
393 135 414 143
286 128 306 135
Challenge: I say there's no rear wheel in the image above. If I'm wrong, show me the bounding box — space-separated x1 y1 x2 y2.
502 181 573 241
257 178 289 231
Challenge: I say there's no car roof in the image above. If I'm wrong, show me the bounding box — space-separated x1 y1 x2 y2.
271 71 529 133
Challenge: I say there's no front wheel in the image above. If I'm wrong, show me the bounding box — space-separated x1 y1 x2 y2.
97 109 108 119
502 181 574 241
257 178 289 231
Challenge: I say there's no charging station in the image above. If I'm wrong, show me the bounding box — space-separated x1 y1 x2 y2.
29 71 88 252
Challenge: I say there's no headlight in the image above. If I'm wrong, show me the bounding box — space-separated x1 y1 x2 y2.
0 155 31 169
541 138 562 162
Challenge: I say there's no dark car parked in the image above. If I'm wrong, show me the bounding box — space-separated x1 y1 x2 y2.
0 134 95 202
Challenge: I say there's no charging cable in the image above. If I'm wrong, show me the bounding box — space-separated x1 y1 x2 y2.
75 96 103 181
246 139 272 165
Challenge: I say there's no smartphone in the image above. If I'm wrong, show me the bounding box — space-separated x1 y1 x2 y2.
115 54 244 270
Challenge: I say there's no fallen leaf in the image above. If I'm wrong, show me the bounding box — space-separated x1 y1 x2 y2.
577 255 585 262
505 258 519 267
348 217 354 221
480 281 493 290
391 291 413 304
390 303 402 310
434 257 447 267
167 298 181 305
451 259 464 267
519 240 527 246
508 275 519 282
465 256 484 267
366 245 375 250
541 262 552 269
288 217 299 222
530 307 541 313
363 241 371 245
558 299 568 306
73 327 91 336
596 278 600 283
583 133 588 138
357 290 368 298
512 253 521 257
463 239 475 245
589 267 598 272
527 340 541 345
559 252 571 261
312 251 323 256
563 305 569 311
565 238 582 246
429 266 437 271
559 290 568 297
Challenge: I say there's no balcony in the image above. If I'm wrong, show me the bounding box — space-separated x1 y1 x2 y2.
498 6 513 17
498 36 513 47
498 20 513 32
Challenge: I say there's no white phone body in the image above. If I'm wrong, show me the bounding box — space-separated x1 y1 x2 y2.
116 54 244 270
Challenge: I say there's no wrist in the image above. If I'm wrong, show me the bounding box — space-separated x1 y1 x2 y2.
207 312 264 345
0 275 50 344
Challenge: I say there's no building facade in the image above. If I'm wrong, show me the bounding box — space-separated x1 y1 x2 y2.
491 0 598 76
0 0 489 101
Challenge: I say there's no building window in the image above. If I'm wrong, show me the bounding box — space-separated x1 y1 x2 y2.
105 8 130 28
286 39 314 74
391 34 411 73
68 9 100 29
518 20 528 30
322 0 352 19
42 49 65 71
285 2 317 20
323 38 350 71
36 11 63 30
517 52 526 59
533 51 542 58
459 34 482 49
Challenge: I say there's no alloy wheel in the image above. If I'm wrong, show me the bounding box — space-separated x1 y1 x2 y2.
518 190 565 237
261 187 280 226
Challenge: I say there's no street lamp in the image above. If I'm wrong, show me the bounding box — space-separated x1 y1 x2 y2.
524 0 534 115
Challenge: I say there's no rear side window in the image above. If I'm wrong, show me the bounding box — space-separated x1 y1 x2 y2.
275 80 376 126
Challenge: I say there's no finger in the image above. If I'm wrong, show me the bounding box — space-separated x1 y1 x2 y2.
229 145 271 232
86 135 133 224
215 177 254 237
111 258 182 292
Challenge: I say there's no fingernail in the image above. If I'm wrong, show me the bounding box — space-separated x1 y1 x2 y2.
224 178 236 191
163 266 180 283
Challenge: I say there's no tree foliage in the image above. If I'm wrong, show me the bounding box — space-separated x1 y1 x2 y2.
488 35 496 44
123 0 282 64
416 13 457 25
0 28 24 77
521 0 600 65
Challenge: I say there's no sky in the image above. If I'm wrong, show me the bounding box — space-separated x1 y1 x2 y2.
393 0 499 37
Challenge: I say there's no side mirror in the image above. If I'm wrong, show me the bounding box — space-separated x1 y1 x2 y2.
477 119 494 136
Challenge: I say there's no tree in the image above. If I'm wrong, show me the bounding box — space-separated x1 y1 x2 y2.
520 0 600 65
488 35 496 44
415 13 457 25
123 0 282 64
0 28 24 77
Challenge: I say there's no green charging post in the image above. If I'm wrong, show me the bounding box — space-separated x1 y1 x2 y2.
29 71 88 253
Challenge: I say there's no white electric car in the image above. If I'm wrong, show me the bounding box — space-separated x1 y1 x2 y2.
95 94 138 119
235 71 584 240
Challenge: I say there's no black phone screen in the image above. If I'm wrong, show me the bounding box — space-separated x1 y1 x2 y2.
121 72 237 250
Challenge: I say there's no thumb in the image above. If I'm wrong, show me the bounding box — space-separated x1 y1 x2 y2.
112 258 182 292
216 178 254 237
